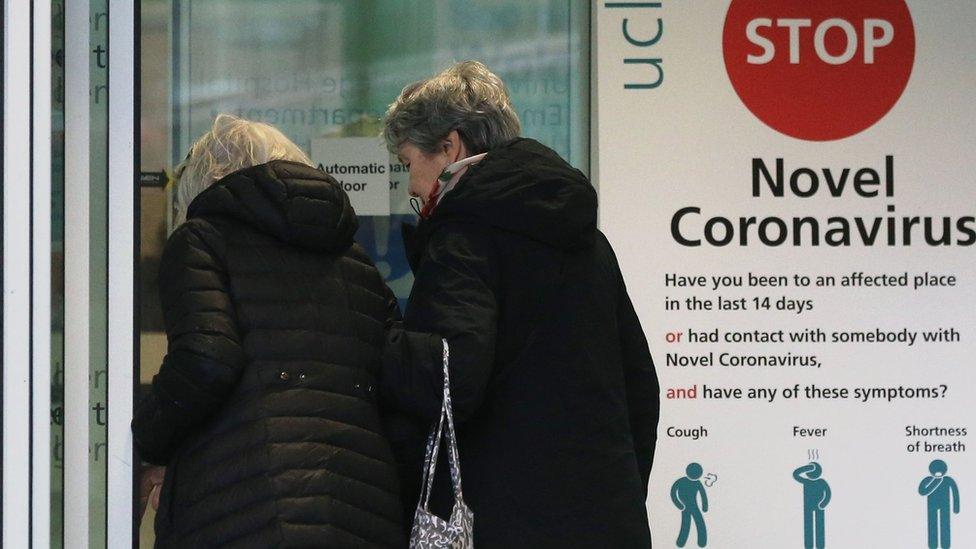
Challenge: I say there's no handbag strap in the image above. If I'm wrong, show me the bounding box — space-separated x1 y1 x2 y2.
419 397 447 508
417 339 465 510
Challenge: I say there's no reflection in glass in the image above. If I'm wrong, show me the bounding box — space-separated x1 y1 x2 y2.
90 1 110 546
51 1 66 547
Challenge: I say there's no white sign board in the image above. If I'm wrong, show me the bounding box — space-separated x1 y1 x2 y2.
596 1 974 547
311 137 390 216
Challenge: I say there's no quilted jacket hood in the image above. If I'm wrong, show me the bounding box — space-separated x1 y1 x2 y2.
187 160 359 253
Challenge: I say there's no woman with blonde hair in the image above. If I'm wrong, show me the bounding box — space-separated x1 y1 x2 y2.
133 114 405 547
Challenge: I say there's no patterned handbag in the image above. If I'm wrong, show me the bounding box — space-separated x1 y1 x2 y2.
409 339 475 548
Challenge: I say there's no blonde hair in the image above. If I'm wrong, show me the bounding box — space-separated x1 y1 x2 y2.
174 113 313 224
383 60 521 155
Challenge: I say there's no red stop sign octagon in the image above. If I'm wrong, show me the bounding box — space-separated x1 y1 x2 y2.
723 0 915 141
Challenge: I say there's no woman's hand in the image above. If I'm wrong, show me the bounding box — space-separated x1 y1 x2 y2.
139 465 166 521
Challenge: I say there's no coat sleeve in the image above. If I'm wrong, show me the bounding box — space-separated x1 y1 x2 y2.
613 249 660 492
379 275 444 422
379 222 498 424
131 220 247 465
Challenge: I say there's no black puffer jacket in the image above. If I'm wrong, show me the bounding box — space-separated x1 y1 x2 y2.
132 161 404 548
381 139 659 548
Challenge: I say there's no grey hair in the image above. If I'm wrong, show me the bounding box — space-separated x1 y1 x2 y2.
383 60 521 155
173 113 313 225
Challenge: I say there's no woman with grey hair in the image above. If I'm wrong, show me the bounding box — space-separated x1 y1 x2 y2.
132 114 406 547
380 61 659 547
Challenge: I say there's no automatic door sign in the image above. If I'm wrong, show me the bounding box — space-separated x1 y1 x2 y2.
723 0 915 141
312 137 391 216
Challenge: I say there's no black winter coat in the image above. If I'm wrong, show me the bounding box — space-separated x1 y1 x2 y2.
381 139 659 548
132 161 405 548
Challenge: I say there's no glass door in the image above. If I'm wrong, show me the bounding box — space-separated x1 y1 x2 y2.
62 1 138 546
138 1 589 545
